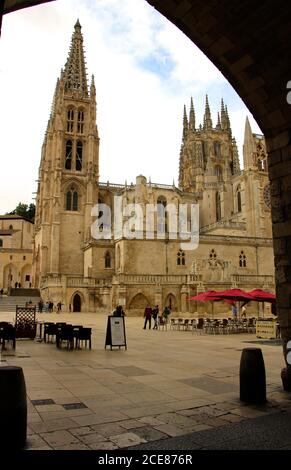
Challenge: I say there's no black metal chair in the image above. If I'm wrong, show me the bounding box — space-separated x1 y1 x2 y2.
77 327 92 349
56 325 74 350
0 323 16 350
72 325 83 349
43 322 57 343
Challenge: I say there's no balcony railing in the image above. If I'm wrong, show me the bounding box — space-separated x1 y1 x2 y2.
231 274 274 285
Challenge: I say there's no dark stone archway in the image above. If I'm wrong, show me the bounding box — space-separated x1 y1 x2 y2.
73 293 81 312
3 0 291 386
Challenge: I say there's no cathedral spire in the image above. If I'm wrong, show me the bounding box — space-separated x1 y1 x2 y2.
225 105 232 134
182 105 189 141
90 74 96 98
243 116 256 169
203 94 212 130
220 98 228 130
62 20 88 97
231 137 240 174
216 112 221 130
189 97 196 132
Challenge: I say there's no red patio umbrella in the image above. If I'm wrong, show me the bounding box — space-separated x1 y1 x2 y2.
187 290 225 318
211 288 254 302
187 290 221 301
247 289 276 303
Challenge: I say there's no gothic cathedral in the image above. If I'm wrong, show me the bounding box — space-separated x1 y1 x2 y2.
32 21 274 315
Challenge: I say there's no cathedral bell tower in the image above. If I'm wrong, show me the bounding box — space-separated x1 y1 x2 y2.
179 96 240 228
33 20 99 287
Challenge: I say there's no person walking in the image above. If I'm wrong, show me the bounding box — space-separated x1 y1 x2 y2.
232 304 238 320
163 305 171 324
143 305 152 329
152 305 159 329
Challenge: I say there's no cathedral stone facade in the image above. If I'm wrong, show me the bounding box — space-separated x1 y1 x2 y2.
32 21 274 315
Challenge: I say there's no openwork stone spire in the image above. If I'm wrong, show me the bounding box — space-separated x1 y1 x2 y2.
220 98 227 130
216 112 221 130
232 137 241 174
182 104 189 141
63 19 88 97
189 97 196 132
203 94 212 130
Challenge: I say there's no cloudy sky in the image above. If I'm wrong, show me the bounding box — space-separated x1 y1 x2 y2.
0 0 262 214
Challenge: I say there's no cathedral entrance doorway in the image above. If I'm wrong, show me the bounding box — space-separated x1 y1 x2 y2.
73 293 81 312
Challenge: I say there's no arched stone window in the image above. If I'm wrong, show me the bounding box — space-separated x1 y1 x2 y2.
66 185 79 211
65 140 73 170
214 141 221 157
76 141 83 171
216 192 221 221
239 250 247 267
236 185 242 212
9 225 13 230
105 251 111 268
67 108 74 133
0 239 3 247
77 110 84 134
215 165 223 181
177 249 185 266
157 196 167 233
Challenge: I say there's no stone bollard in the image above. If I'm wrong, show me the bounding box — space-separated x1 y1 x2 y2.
240 348 266 404
0 366 27 448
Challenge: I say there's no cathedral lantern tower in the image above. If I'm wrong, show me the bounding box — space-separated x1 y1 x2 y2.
33 20 99 290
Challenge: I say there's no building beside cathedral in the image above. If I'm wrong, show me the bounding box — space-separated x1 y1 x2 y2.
0 215 33 290
31 21 274 315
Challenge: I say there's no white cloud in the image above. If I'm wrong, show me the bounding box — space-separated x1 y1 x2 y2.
0 0 262 214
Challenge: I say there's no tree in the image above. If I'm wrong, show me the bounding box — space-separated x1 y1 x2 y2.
8 202 35 222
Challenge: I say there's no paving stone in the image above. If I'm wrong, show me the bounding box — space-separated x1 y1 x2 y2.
40 430 79 447
69 426 96 437
211 402 241 412
129 426 168 442
71 412 126 426
113 366 154 377
230 408 268 418
120 419 146 429
155 412 197 428
220 414 246 423
79 433 107 445
138 416 166 426
35 404 65 412
54 443 91 450
26 434 52 449
90 423 126 437
89 441 119 450
110 432 147 448
30 417 78 433
198 407 229 417
153 424 187 437
27 412 42 423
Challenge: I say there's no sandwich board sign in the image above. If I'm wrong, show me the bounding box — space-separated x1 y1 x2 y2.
105 315 127 350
